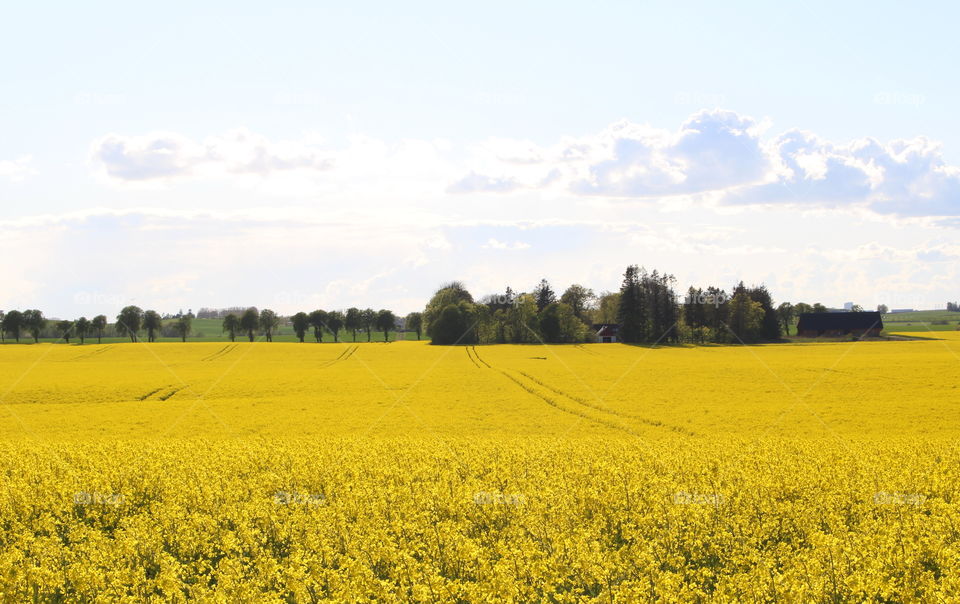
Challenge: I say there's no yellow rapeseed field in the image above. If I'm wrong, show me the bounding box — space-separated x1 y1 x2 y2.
0 334 958 601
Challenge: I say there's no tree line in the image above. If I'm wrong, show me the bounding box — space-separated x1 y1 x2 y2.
1 275 919 346
0 305 417 344
420 266 857 345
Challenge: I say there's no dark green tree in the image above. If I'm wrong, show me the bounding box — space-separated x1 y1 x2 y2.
143 310 162 342
326 311 344 343
360 308 376 342
430 302 478 345
375 309 396 342
222 314 240 342
776 302 794 337
24 309 47 343
2 310 24 343
533 278 556 312
239 308 259 342
291 312 310 343
174 315 192 342
259 309 279 342
116 306 143 342
91 315 107 344
345 308 362 342
423 282 474 339
405 312 423 340
75 317 91 345
56 319 74 343
560 284 594 321
308 310 327 342
617 266 644 343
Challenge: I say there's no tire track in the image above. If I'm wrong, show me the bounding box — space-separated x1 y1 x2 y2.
465 346 481 368
138 386 167 401
516 370 696 436
496 370 642 437
158 386 188 401
72 344 115 360
476 346 693 437
471 346 491 368
320 345 358 368
202 344 238 361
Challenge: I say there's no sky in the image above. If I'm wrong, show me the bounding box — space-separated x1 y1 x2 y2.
1 0 958 318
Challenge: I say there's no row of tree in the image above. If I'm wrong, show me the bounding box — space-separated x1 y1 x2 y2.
423 280 598 345
220 307 414 343
421 268 801 345
0 310 112 344
5 283 924 346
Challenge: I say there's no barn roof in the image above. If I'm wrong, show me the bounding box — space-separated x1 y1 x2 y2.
797 312 883 331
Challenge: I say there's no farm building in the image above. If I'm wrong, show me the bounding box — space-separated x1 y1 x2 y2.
796 312 883 337
594 324 620 343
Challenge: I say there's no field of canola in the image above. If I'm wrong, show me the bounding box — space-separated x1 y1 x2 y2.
0 334 959 601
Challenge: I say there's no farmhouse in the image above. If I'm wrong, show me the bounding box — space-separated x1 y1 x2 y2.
796 312 883 337
594 324 620 343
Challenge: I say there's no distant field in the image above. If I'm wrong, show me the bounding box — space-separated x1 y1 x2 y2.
2 337 960 599
880 309 960 332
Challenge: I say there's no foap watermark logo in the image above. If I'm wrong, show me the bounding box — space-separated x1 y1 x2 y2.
273 491 326 506
672 491 725 506
681 291 729 308
473 491 526 506
74 491 124 506
486 292 525 308
873 491 926 506
873 91 926 108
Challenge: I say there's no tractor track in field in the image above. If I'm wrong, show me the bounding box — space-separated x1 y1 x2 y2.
72 345 115 360
496 370 643 437
574 344 600 356
321 345 358 368
202 344 238 361
138 386 167 401
516 370 697 436
470 347 648 437
158 386 188 401
139 385 189 401
471 346 491 368
465 346 483 368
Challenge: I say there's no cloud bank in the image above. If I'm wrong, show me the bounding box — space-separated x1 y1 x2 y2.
87 110 960 219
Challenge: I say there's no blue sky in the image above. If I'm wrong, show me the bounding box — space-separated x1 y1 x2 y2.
1 1 958 317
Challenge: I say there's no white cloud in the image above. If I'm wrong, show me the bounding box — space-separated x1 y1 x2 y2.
91 129 334 181
447 110 960 219
84 111 960 222
482 238 531 250
1 206 957 317
0 155 36 181
447 172 522 193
